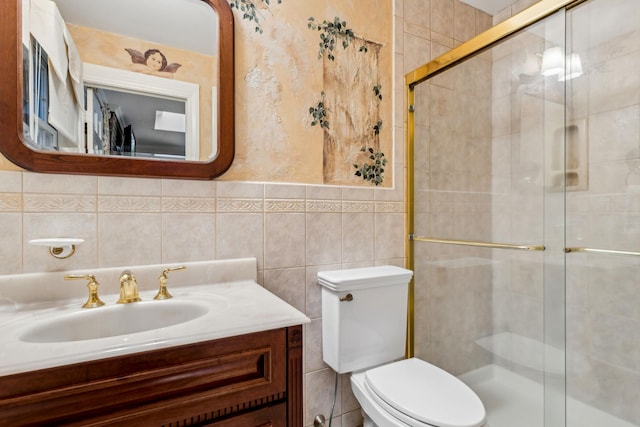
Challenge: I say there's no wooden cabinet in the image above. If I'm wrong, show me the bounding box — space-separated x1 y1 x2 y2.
0 325 303 427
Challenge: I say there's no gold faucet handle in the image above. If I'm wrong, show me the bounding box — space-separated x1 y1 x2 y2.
154 266 186 300
64 274 106 308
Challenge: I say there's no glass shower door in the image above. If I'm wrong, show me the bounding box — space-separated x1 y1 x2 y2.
409 1 640 425
409 9 567 427
564 0 640 425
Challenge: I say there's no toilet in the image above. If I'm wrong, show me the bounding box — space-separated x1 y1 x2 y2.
318 266 486 427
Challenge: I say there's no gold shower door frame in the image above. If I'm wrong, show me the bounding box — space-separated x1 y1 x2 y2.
403 0 583 357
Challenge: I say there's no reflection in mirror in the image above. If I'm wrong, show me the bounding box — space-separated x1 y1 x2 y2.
0 0 234 179
24 0 215 160
81 63 202 160
86 88 188 159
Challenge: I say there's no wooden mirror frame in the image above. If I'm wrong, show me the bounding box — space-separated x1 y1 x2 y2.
0 0 234 180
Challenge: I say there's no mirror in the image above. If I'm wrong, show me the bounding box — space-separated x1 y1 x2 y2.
0 0 234 179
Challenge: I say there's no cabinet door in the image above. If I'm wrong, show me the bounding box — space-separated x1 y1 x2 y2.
0 329 288 426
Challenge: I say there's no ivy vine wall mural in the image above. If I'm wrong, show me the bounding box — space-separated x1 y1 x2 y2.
224 0 393 187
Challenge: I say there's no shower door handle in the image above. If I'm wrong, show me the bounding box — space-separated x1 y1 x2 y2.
410 235 545 252
565 247 640 257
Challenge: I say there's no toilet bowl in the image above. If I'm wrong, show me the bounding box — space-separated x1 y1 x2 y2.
352 358 486 427
318 266 486 427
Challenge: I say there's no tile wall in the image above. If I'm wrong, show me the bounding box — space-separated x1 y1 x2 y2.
490 0 640 423
487 9 557 386
0 170 404 426
403 0 494 376
564 0 640 423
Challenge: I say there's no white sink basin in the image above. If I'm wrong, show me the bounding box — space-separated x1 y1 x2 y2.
20 299 213 343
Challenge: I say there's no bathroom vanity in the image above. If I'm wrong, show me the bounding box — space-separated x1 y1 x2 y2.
0 259 308 426
0 326 302 426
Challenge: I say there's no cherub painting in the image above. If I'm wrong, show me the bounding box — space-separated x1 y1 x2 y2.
125 48 182 78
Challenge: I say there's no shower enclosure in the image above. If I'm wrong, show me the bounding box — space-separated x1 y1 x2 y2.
405 0 640 426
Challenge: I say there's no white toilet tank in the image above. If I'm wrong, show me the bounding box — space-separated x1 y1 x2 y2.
318 266 413 374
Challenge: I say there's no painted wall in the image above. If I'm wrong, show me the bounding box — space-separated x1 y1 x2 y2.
224 0 393 186
6 0 394 186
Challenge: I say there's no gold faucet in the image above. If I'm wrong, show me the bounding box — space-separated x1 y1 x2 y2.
117 270 141 304
65 274 106 308
154 266 187 300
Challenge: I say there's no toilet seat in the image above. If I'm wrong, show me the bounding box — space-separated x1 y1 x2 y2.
356 358 486 427
352 371 418 427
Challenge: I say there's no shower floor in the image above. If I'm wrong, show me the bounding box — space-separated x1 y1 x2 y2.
459 364 636 427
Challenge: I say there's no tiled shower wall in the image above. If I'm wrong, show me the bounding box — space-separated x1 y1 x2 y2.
564 0 640 423
490 0 640 424
411 50 495 376
404 0 494 376
411 0 556 382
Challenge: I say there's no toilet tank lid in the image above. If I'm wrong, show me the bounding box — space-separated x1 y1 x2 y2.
317 266 413 291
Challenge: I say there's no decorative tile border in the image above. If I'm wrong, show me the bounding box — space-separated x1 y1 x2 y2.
0 193 22 212
217 198 264 213
306 200 342 213
7 183 406 216
23 194 95 212
265 199 305 213
98 196 161 212
162 197 216 213
343 201 375 213
375 201 405 213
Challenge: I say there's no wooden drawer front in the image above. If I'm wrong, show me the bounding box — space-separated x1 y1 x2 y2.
0 329 287 426
204 402 286 427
